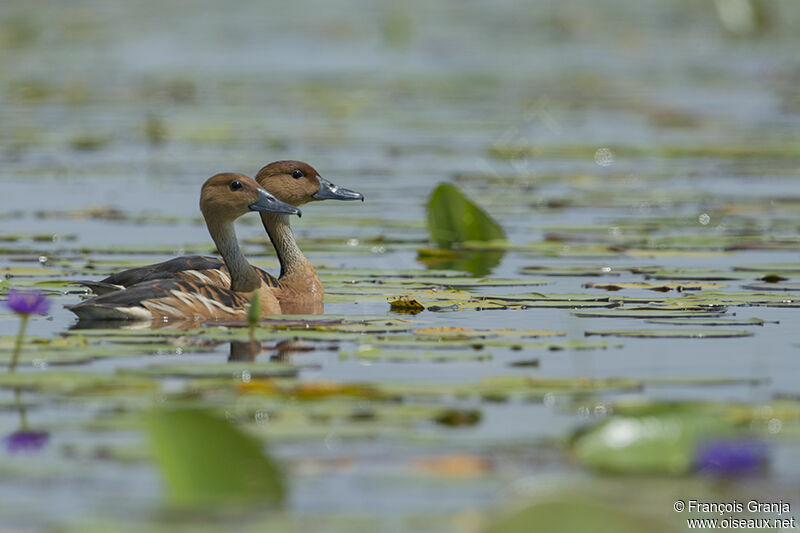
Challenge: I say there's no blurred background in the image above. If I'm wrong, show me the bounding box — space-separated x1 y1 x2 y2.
2 0 800 530
2 0 798 218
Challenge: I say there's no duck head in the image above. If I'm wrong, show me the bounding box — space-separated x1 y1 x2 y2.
200 173 302 222
255 160 364 207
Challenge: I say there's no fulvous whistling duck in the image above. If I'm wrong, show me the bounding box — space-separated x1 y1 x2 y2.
80 161 363 314
68 173 301 321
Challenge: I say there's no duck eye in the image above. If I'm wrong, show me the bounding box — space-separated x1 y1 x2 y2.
292 170 304 179
229 180 243 191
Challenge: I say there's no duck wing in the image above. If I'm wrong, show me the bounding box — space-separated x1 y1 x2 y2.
67 277 251 321
75 255 227 294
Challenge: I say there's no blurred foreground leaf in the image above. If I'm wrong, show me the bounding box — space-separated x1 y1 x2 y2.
426 183 505 249
486 498 669 533
144 407 285 508
572 412 737 474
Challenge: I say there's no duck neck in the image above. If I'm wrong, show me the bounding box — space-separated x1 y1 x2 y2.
207 218 260 292
261 213 308 279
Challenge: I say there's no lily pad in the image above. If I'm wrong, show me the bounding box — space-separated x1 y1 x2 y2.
145 407 285 507
741 282 800 291
520 265 625 277
644 318 767 326
583 281 726 292
413 327 565 339
733 263 800 274
487 497 671 533
127 363 302 378
573 308 726 319
585 329 754 339
572 412 737 474
339 346 491 363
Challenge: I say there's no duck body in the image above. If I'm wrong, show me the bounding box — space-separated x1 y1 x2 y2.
78 161 362 315
68 276 283 321
68 173 301 322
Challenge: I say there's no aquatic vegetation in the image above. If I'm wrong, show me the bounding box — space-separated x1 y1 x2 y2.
4 430 49 454
2 1 800 529
694 439 768 475
145 407 285 507
4 290 49 372
426 183 505 249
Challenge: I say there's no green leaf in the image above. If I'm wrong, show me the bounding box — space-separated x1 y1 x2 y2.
247 290 261 328
572 413 736 474
144 407 285 508
585 329 753 339
487 498 669 533
425 183 505 249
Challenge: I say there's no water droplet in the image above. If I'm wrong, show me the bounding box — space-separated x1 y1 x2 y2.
324 433 340 450
543 392 555 407
38 256 48 264
594 147 614 166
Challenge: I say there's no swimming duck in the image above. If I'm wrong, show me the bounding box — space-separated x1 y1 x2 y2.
68 173 301 321
254 160 363 312
80 161 363 314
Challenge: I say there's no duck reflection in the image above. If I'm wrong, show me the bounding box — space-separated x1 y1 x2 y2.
70 316 326 363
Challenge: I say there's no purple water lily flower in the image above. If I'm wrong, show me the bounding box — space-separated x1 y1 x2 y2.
5 290 50 316
694 439 767 475
4 431 49 453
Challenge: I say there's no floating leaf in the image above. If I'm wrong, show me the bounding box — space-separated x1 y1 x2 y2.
144 407 285 507
673 290 798 307
733 263 800 274
741 282 800 291
646 268 759 281
388 296 425 313
644 318 767 326
486 498 670 533
127 362 301 378
573 308 726 319
434 409 482 427
572 413 737 474
583 281 726 292
414 327 565 339
340 346 491 363
426 183 505 249
585 329 753 339
521 265 624 277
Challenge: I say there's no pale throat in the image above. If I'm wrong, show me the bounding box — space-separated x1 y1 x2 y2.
261 212 309 279
206 218 260 292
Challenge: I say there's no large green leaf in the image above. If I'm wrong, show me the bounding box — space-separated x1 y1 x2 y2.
144 407 285 508
426 183 505 249
572 413 736 474
486 498 670 533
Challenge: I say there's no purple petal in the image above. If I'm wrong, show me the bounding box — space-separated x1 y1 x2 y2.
694 440 767 475
5 289 50 316
4 431 49 453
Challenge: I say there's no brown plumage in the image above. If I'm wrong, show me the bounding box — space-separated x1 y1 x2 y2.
68 173 301 322
77 161 364 314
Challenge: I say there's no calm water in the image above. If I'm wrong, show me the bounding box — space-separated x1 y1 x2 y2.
1 0 800 529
